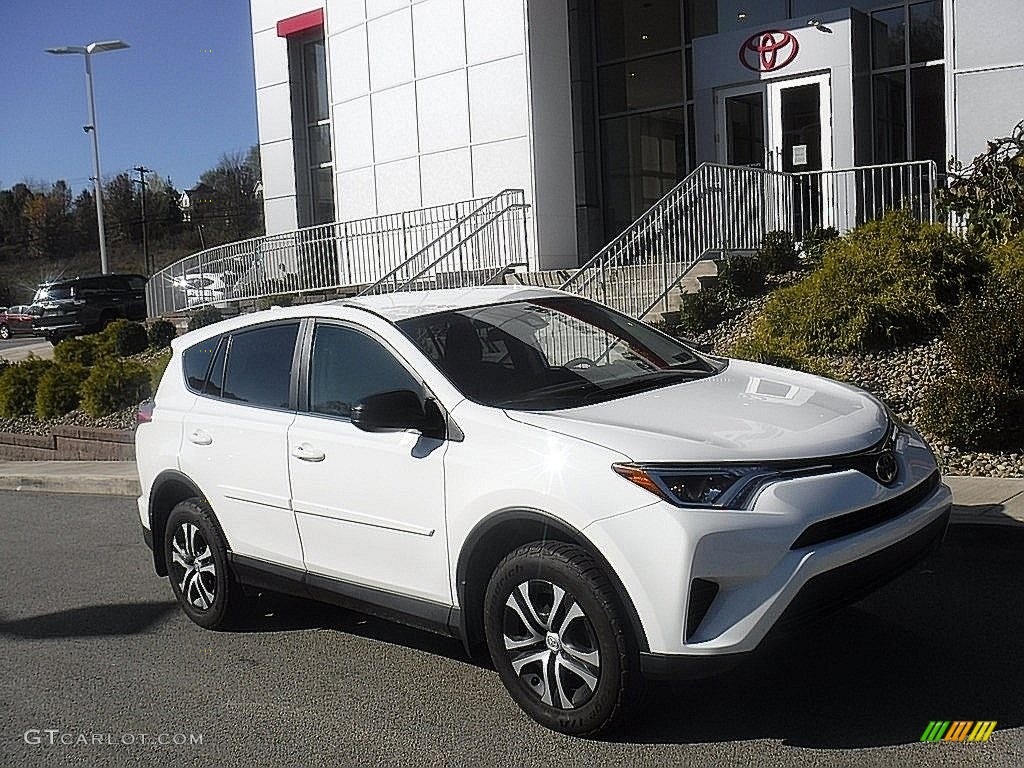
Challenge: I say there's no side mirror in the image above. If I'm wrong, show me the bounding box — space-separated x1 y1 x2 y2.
351 389 445 438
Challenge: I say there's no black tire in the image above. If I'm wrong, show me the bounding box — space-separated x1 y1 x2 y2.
484 542 641 736
0 324 9 340
163 498 244 630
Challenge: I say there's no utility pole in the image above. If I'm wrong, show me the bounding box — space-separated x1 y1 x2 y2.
133 166 151 274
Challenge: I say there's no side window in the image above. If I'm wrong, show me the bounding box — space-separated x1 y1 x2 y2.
222 323 300 409
183 334 223 392
127 277 147 291
309 324 421 418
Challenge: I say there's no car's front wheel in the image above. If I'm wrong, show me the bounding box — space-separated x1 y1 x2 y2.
483 542 641 736
164 498 244 630
0 324 10 340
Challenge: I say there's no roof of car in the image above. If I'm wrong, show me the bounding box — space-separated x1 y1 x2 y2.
334 285 572 321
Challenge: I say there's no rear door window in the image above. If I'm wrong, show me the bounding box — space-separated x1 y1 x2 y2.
183 335 223 392
222 323 300 409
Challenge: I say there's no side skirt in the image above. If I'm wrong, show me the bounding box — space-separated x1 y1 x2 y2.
228 553 462 641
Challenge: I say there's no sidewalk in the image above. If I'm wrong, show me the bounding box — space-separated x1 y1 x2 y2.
0 461 1021 527
0 340 54 363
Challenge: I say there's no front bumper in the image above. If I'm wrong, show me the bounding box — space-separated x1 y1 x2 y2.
585 438 952 664
33 320 84 337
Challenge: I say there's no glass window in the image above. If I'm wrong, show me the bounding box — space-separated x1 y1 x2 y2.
308 124 332 166
598 52 684 114
222 324 299 409
911 65 945 167
724 92 766 168
303 39 329 123
309 324 421 418
398 298 716 410
909 0 943 63
600 108 686 237
684 0 718 43
183 334 223 393
872 71 907 162
596 0 681 62
871 7 906 68
311 167 335 226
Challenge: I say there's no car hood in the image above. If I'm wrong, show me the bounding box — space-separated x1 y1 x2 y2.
504 360 889 462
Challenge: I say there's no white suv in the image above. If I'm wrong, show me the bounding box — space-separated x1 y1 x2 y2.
136 286 952 736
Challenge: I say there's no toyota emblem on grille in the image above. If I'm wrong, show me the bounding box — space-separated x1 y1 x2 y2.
739 30 800 72
875 451 898 485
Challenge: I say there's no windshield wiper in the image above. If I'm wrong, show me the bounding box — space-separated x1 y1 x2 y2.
581 369 707 401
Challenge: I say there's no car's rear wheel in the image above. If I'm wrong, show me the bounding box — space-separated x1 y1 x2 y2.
164 498 244 630
0 324 10 340
483 542 641 736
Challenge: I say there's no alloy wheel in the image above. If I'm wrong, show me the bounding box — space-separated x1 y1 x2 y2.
502 579 601 709
169 521 217 611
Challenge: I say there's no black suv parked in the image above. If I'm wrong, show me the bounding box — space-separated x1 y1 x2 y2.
32 274 148 342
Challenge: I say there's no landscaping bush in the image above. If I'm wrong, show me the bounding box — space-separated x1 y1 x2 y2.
920 374 1024 450
752 211 987 355
800 226 839 268
147 319 177 350
80 358 152 417
113 320 149 357
53 336 98 367
717 254 768 298
148 349 172 390
675 285 733 335
0 357 54 417
727 328 832 376
989 232 1024 291
757 230 800 274
944 276 1024 386
187 306 222 332
35 362 89 419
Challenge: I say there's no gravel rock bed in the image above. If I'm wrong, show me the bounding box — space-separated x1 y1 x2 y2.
0 406 137 436
693 301 1024 478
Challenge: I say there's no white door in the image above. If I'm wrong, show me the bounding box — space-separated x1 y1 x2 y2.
178 322 304 568
287 321 450 604
716 73 832 172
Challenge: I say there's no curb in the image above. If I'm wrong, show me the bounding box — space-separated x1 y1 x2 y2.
0 475 141 497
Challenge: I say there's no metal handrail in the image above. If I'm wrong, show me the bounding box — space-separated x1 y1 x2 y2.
359 189 525 295
559 160 939 320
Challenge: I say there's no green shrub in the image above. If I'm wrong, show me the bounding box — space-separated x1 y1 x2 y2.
147 319 177 350
35 362 89 419
758 230 800 274
113 321 148 357
80 359 152 417
148 349 172 391
717 254 769 298
0 357 54 417
187 307 222 332
990 232 1024 291
727 328 832 376
91 320 123 358
754 211 987 355
53 336 98 367
945 277 1024 386
801 226 839 267
676 285 733 335
920 374 1024 450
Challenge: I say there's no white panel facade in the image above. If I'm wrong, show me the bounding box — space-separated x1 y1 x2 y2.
416 71 470 153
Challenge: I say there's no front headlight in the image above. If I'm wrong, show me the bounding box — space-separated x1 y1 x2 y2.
612 463 778 508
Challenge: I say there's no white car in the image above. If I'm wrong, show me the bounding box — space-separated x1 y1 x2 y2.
135 286 951 736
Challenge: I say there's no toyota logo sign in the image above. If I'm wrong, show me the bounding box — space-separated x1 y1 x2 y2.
739 30 799 72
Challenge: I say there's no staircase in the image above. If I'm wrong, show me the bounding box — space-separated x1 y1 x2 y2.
557 160 939 323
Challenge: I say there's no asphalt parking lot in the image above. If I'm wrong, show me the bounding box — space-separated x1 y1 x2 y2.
0 336 52 363
1 491 1022 768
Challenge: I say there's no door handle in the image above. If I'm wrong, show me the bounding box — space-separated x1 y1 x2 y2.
290 443 325 462
188 429 213 446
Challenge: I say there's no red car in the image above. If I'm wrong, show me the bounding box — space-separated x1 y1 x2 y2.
0 305 41 340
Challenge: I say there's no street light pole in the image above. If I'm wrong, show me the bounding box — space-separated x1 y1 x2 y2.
46 40 129 276
83 52 110 274
133 166 151 275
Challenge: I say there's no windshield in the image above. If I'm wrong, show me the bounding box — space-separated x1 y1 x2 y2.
33 285 73 302
397 297 721 410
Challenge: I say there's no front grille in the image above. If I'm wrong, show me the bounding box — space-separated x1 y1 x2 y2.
776 509 949 631
791 470 941 550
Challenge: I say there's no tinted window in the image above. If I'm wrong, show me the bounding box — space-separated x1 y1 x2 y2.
127 277 147 291
204 338 227 397
222 323 299 409
309 324 421 418
183 334 223 392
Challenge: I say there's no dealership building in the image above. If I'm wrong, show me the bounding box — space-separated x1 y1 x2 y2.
248 0 1023 270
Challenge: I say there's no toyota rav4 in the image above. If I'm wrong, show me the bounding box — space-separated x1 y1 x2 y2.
135 286 952 736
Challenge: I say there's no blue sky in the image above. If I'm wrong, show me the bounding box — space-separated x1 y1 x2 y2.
0 0 258 193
